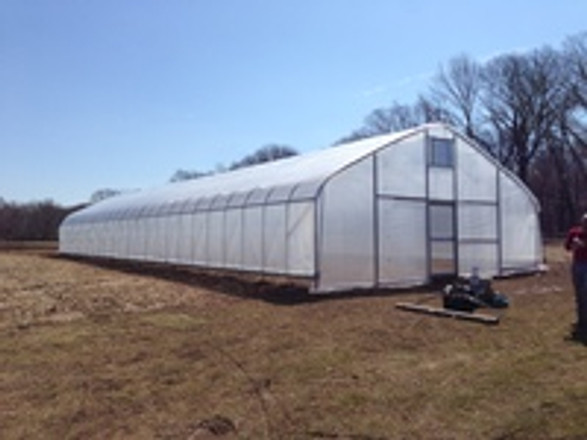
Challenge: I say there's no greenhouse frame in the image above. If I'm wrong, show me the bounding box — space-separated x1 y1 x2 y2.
59 123 543 292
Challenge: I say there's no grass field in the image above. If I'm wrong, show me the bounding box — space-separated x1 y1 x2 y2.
1 243 587 439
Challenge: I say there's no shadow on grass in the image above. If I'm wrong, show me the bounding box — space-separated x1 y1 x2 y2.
50 253 436 306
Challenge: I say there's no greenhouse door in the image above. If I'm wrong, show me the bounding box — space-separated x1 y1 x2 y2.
428 202 456 277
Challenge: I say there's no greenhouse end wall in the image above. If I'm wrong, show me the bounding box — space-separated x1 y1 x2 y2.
311 125 543 292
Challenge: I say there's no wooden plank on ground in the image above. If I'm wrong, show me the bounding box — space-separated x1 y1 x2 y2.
395 302 500 325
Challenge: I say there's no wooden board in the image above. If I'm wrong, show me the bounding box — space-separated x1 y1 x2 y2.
395 302 500 325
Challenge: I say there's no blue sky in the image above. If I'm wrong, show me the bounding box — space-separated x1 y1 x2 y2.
1 0 586 205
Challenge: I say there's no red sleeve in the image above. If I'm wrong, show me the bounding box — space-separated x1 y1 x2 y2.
566 227 579 251
565 229 573 251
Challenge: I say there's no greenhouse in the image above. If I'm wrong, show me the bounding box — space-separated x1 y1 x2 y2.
59 123 543 292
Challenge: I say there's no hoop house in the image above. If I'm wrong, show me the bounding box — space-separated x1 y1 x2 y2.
59 123 543 292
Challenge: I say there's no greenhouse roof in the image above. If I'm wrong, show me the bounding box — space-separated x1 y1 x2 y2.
66 125 423 224
64 122 539 225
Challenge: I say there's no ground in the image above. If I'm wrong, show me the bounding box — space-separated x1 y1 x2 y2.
1 242 587 439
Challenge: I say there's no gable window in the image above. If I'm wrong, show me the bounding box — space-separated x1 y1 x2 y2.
429 138 454 168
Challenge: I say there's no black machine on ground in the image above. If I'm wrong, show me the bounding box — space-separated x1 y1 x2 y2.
442 276 509 312
396 273 509 325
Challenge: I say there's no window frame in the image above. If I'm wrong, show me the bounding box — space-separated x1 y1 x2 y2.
428 137 455 168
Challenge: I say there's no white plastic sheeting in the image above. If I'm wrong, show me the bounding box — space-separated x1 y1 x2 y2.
375 133 428 286
243 207 263 271
264 204 287 273
377 133 426 197
458 205 498 240
457 138 497 201
378 200 427 286
287 203 315 275
428 168 454 201
59 123 543 292
500 173 542 271
319 157 375 290
455 136 500 277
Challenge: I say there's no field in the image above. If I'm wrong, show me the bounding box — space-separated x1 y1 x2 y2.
2 243 587 439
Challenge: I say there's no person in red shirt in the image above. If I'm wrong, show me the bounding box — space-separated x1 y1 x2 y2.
565 213 587 340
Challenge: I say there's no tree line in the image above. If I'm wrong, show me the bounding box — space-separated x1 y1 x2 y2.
338 32 587 236
169 143 298 182
0 198 84 241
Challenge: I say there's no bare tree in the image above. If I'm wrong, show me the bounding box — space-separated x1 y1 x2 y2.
168 144 297 181
430 54 483 139
532 36 587 232
413 95 454 125
481 48 568 182
90 189 122 204
563 32 587 151
170 169 210 182
229 144 298 170
365 103 419 133
336 98 453 145
565 32 587 109
334 128 373 144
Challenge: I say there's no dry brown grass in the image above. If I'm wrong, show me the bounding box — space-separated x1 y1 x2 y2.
0 241 57 251
1 244 587 439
